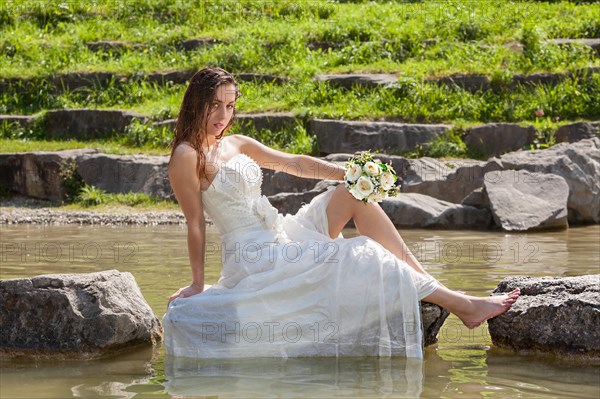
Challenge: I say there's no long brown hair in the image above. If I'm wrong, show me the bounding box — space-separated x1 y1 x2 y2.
169 67 241 182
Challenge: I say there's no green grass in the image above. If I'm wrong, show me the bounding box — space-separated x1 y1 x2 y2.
1 0 599 161
74 184 173 208
0 1 598 79
3 73 599 123
0 138 170 155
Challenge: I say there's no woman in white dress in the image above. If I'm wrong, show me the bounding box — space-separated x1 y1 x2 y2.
163 67 520 358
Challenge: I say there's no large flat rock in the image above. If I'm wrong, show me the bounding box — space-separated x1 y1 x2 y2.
488 275 600 358
0 149 98 201
311 119 449 155
465 123 536 158
499 137 600 224
380 193 492 229
0 270 162 359
483 170 569 231
77 153 171 199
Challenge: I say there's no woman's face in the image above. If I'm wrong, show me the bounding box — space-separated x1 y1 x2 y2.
205 83 237 141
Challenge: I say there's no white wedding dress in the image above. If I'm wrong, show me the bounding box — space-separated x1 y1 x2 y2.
163 153 439 358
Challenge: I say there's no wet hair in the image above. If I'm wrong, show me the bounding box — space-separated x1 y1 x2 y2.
169 67 241 182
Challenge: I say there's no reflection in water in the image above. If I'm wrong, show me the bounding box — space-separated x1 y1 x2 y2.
484 349 600 398
0 224 598 398
0 347 159 399
164 355 425 398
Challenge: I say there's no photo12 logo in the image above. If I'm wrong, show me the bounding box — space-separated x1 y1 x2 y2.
1 241 139 264
198 321 339 344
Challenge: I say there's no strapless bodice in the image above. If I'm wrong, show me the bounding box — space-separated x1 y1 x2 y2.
201 153 284 239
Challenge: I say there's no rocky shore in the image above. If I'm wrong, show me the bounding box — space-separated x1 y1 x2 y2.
1 137 598 230
1 200 186 226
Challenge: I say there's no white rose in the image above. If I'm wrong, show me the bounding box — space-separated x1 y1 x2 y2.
367 188 386 203
349 185 365 201
379 171 395 190
363 161 381 176
345 162 362 182
355 176 374 198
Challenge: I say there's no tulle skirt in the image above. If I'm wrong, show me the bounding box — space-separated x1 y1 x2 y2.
163 186 439 358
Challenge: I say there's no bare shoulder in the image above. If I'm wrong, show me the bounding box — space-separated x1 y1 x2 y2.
226 134 259 149
171 142 196 157
169 143 201 180
226 134 272 157
170 143 198 164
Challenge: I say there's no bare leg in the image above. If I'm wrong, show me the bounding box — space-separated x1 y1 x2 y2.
326 184 428 275
422 286 521 329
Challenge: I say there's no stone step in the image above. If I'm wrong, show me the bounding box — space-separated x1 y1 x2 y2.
83 38 222 53
0 71 288 94
546 38 600 53
45 109 149 139
3 111 599 159
311 119 451 155
2 66 597 96
314 66 599 92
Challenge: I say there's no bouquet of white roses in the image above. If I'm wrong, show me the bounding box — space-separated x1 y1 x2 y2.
344 151 400 203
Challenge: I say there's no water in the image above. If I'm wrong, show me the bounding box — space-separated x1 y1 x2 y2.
1 224 599 398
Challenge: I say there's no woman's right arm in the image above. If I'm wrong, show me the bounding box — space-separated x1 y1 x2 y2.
167 146 206 304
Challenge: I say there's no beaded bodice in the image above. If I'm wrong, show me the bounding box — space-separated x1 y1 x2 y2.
201 153 283 237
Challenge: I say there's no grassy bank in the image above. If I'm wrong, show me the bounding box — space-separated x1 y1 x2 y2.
1 0 598 162
1 1 598 79
3 73 600 122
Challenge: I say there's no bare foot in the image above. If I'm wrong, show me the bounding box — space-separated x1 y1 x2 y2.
457 288 521 329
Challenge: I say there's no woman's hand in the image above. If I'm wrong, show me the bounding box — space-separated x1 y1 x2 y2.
168 284 204 305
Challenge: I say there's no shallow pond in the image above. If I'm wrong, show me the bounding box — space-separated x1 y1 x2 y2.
1 224 599 398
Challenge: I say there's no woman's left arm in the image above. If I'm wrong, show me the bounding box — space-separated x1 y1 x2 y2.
235 135 346 181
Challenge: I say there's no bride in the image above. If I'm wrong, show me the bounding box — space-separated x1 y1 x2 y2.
163 67 520 358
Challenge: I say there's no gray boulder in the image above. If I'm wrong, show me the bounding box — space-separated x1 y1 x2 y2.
401 158 489 204
45 109 148 139
0 149 98 200
483 170 569 231
402 138 600 224
422 303 450 346
0 270 162 359
262 169 321 197
311 119 450 155
268 181 338 216
380 193 492 229
77 153 172 199
499 137 600 224
554 122 599 143
488 275 600 358
460 187 488 208
465 123 537 158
